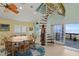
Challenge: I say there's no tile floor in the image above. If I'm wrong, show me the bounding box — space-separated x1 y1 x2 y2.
65 39 79 49
44 44 79 56
0 43 79 56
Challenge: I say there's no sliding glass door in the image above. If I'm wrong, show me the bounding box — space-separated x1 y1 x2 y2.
51 24 65 44
65 24 79 49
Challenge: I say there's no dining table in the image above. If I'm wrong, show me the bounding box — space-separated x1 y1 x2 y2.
5 35 35 55
8 35 34 41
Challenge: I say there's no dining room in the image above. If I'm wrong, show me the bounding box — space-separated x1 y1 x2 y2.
0 3 79 56
0 3 45 56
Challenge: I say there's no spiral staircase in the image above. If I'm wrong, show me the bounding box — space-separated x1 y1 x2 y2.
36 3 65 45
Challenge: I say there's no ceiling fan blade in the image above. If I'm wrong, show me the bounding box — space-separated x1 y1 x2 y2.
7 4 19 14
0 3 19 14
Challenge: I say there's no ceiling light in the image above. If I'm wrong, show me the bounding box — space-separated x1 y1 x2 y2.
34 12 37 15
19 6 22 9
30 6 33 8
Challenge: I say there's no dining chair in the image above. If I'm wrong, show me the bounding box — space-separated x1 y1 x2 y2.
2 37 11 55
23 41 30 51
18 41 30 54
29 38 35 49
12 42 20 55
0 39 7 56
5 41 12 55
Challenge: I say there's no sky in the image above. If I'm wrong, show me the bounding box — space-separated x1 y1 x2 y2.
65 24 79 33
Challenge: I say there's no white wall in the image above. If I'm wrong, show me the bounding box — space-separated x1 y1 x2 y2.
46 11 64 35
46 3 79 35
48 3 79 24
64 3 79 24
34 3 79 43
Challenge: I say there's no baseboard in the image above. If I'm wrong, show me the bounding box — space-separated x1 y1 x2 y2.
65 46 79 53
54 41 64 45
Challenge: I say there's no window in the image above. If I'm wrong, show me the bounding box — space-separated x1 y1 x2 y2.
14 25 28 34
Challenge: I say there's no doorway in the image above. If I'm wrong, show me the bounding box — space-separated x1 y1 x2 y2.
65 24 79 50
51 24 79 52
51 24 65 44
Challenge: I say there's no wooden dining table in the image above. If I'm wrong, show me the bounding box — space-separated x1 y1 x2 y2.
8 36 34 42
5 35 35 55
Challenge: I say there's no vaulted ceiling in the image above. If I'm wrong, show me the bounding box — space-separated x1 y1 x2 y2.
0 3 65 22
0 3 41 22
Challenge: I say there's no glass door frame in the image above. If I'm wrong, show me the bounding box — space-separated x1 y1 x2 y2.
51 24 65 44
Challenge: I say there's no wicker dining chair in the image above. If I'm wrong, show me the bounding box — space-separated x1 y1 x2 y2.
5 41 12 55
11 42 20 55
18 41 30 53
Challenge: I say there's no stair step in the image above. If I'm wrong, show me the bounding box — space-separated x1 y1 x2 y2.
47 42 54 44
47 39 52 40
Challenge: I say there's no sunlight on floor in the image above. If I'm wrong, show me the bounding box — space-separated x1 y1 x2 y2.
44 44 79 56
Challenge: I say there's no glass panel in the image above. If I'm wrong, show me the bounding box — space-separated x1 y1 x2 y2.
52 25 64 43
65 24 79 49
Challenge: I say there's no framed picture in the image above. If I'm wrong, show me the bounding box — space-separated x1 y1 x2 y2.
0 24 10 31
29 27 33 31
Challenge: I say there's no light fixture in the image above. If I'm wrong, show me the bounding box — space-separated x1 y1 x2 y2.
33 12 37 15
30 5 33 8
19 6 22 9
0 3 19 14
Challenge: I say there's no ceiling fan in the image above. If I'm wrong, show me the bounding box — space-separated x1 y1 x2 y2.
0 3 19 14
